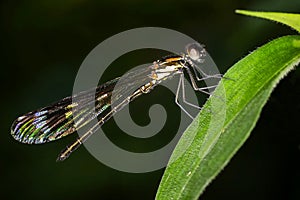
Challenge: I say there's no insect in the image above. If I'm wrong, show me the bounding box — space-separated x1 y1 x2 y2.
10 43 223 161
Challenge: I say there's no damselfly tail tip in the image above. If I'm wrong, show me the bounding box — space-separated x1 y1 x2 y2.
56 153 68 162
56 140 82 162
56 148 71 162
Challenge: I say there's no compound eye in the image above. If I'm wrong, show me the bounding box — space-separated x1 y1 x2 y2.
185 43 206 61
189 48 200 60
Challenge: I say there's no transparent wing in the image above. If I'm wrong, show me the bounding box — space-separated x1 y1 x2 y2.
11 64 156 145
110 64 154 104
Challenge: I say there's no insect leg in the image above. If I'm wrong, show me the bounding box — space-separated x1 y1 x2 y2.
175 74 195 120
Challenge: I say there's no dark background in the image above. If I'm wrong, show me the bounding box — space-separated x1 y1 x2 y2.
1 0 300 200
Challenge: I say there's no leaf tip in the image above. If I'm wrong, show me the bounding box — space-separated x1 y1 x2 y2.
235 9 252 16
235 9 245 14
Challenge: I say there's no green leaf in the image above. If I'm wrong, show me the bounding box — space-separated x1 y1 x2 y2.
236 10 300 33
156 35 300 200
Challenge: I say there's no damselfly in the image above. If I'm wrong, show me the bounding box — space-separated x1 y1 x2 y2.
11 43 223 161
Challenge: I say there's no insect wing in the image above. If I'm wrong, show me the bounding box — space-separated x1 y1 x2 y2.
11 78 118 144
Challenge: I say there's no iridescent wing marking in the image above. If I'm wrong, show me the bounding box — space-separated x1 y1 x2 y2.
10 78 119 144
